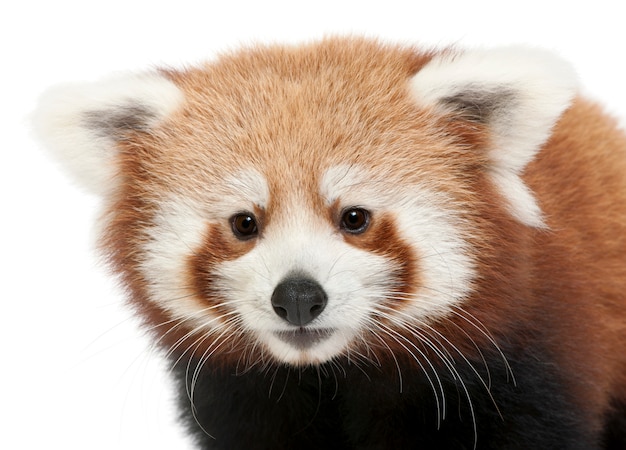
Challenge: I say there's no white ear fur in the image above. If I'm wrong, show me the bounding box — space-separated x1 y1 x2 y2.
410 47 578 227
32 73 184 195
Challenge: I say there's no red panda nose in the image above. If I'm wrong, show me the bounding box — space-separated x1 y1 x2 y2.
271 277 328 327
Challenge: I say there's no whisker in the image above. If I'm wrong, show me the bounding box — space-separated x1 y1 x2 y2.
369 318 446 428
422 285 514 376
367 329 404 393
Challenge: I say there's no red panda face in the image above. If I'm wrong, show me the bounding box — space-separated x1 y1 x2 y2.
138 162 476 365
32 38 577 368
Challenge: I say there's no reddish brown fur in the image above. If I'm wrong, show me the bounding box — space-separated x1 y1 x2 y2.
343 212 421 304
190 225 252 309
430 97 626 432
527 100 626 427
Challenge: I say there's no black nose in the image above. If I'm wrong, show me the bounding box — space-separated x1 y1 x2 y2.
271 277 328 326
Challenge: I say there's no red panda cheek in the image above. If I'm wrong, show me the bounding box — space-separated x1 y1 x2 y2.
187 224 254 314
343 213 420 302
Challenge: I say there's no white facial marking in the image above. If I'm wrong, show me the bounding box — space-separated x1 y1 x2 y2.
206 169 269 219
140 196 209 322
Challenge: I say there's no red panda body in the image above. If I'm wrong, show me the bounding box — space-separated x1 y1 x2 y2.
34 38 626 449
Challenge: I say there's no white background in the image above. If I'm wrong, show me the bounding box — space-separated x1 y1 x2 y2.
2 1 625 448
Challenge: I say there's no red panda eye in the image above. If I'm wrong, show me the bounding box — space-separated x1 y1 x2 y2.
231 213 259 240
340 207 370 234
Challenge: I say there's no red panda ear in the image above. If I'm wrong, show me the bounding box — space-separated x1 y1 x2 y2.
31 72 184 195
409 47 578 227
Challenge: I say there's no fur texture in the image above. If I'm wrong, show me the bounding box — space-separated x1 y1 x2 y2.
33 38 626 449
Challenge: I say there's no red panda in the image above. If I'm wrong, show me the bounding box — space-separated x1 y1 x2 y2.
33 38 626 449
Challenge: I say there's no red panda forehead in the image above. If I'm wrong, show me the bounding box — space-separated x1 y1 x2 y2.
173 38 431 102
159 41 446 163
149 96 469 202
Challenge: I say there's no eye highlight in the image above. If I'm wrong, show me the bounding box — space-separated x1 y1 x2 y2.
340 207 370 234
231 213 259 240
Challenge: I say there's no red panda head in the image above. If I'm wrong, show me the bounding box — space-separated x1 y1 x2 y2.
33 38 577 367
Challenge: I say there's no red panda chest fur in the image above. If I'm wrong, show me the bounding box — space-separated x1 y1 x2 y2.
33 38 626 449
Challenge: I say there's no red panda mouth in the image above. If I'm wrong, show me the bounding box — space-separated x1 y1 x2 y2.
275 328 335 349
